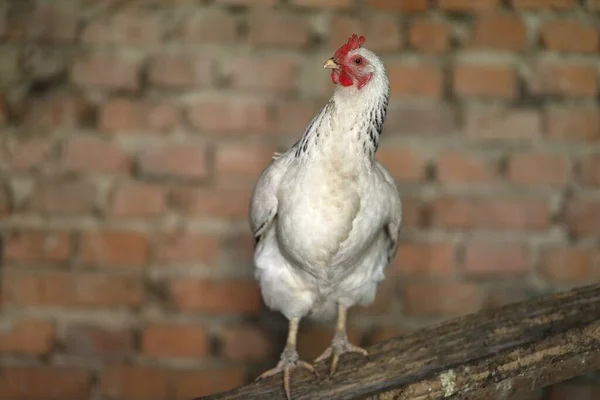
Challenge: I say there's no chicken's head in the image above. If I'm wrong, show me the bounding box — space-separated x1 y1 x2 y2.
324 34 377 90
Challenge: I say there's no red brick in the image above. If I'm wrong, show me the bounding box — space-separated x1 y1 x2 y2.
507 153 571 186
431 197 551 230
228 56 298 92
367 0 429 12
221 233 255 267
531 62 597 97
437 151 496 184
149 55 213 89
101 367 169 400
453 64 517 99
220 325 274 360
401 196 428 229
61 136 131 173
23 93 92 130
147 103 181 133
99 98 147 133
510 0 578 9
20 4 77 42
4 230 71 264
137 144 209 180
28 179 97 215
439 0 500 11
215 144 276 182
330 16 402 54
64 325 134 358
402 282 483 316
169 279 263 314
465 107 542 140
409 19 450 53
101 366 245 400
247 10 311 48
3 137 54 172
545 107 600 142
393 241 455 277
0 367 91 400
540 247 600 284
171 187 251 219
82 13 161 46
110 182 167 217
385 103 457 135
387 62 443 99
155 231 219 265
565 198 600 237
298 327 363 360
291 0 352 8
467 14 527 51
1 271 144 308
142 323 209 359
579 154 600 187
174 369 248 399
464 243 529 276
188 99 270 135
0 320 55 356
80 231 150 268
540 20 598 53
271 100 320 135
183 10 236 44
72 54 141 91
376 147 427 182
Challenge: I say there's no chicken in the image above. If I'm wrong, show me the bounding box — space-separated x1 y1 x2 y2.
249 34 402 399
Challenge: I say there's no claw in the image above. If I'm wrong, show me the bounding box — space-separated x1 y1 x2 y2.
255 349 319 400
314 335 368 377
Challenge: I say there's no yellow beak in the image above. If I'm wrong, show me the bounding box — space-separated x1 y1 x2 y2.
323 58 339 69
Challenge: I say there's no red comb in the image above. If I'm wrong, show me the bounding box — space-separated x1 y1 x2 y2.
333 34 366 61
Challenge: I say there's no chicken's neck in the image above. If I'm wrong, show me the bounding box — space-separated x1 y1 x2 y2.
293 80 390 164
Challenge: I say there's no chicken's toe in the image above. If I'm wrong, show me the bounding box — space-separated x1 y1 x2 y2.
314 335 368 377
255 348 319 400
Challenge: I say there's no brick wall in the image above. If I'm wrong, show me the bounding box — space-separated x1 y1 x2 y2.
0 0 599 399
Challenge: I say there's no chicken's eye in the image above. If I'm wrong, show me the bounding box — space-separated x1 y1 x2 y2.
354 58 362 65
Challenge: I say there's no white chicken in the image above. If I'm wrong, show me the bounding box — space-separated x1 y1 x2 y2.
249 34 402 399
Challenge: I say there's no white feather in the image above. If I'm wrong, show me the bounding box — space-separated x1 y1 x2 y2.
249 47 402 321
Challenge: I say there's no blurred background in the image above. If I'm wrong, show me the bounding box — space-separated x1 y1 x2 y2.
0 0 599 399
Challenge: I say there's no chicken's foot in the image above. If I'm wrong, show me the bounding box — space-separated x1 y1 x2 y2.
314 304 368 377
255 318 319 400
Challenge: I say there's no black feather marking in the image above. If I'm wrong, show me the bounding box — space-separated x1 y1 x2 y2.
383 223 396 265
293 102 332 159
253 219 267 242
253 212 277 248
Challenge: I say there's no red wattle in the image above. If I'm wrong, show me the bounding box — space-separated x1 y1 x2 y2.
339 70 353 87
331 71 339 84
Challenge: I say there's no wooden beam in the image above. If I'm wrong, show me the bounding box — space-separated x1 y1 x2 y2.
197 284 600 400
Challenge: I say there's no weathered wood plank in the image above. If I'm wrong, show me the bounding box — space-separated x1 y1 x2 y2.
197 284 600 400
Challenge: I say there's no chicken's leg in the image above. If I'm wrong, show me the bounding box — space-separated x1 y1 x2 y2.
255 318 319 400
314 304 368 376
